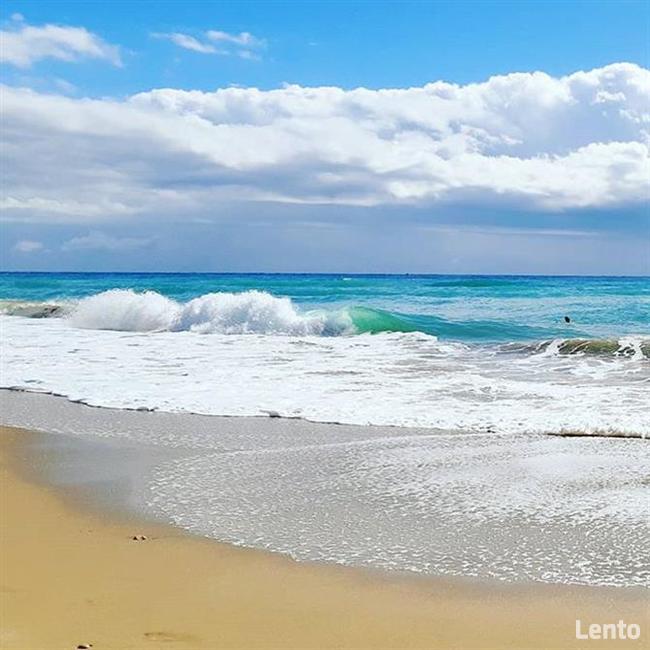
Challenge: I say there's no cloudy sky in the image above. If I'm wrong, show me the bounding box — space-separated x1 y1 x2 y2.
1 1 649 274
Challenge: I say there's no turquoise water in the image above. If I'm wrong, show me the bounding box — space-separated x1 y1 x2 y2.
2 271 648 435
1 272 648 342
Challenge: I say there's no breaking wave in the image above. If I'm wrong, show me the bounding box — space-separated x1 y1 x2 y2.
1 290 648 359
66 289 351 335
501 338 650 360
547 337 649 359
0 299 69 318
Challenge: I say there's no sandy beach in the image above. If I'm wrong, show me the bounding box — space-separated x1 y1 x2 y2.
2 0 649 646
0 424 647 650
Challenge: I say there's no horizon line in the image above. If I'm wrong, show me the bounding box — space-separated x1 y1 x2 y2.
1 270 648 279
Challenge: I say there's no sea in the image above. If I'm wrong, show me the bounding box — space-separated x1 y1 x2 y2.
1 272 648 436
1 272 649 588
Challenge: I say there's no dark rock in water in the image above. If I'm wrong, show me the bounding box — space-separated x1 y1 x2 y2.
564 316 571 323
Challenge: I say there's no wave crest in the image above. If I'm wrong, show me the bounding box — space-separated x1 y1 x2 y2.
3 291 649 356
69 289 356 335
176 291 346 335
503 337 650 360
70 290 178 332
0 299 67 318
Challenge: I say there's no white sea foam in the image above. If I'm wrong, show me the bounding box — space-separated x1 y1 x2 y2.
69 289 352 335
2 390 648 588
1 314 648 435
70 290 178 331
618 335 646 362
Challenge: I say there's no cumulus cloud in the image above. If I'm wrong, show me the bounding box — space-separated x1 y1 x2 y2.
0 63 648 224
0 18 122 68
61 231 154 252
153 28 264 59
13 239 44 253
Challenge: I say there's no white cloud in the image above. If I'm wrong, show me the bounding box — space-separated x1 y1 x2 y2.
61 232 154 252
153 28 264 59
207 30 264 48
1 196 136 217
151 32 216 54
0 63 648 224
0 19 121 68
13 239 44 253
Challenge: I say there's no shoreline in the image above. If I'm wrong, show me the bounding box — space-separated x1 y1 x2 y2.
1 425 648 649
2 389 649 590
2 386 647 439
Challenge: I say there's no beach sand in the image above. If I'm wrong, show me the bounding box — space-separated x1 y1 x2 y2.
1 425 647 650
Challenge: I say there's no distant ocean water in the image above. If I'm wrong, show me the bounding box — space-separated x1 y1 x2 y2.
1 272 649 435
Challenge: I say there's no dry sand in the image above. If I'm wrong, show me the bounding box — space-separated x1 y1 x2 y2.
0 425 647 649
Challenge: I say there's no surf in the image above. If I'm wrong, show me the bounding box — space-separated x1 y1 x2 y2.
2 290 649 359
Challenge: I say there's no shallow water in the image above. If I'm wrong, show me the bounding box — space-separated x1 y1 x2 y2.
1 274 648 586
1 273 649 435
2 391 648 588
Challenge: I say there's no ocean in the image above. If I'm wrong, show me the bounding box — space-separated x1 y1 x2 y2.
1 272 649 587
1 272 648 436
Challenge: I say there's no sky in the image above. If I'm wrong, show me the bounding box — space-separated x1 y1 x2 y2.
1 0 649 274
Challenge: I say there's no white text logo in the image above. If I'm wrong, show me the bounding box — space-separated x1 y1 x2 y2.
575 620 641 641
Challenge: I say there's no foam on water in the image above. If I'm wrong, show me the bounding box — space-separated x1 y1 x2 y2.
65 289 445 337
2 391 648 588
3 289 649 356
0 299 68 318
1 310 648 435
68 289 355 335
146 435 650 587
2 274 648 588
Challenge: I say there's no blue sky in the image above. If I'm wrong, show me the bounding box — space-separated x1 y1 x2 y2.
3 0 649 93
1 1 649 274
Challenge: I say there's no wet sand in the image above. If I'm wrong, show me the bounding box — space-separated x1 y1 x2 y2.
0 425 647 649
